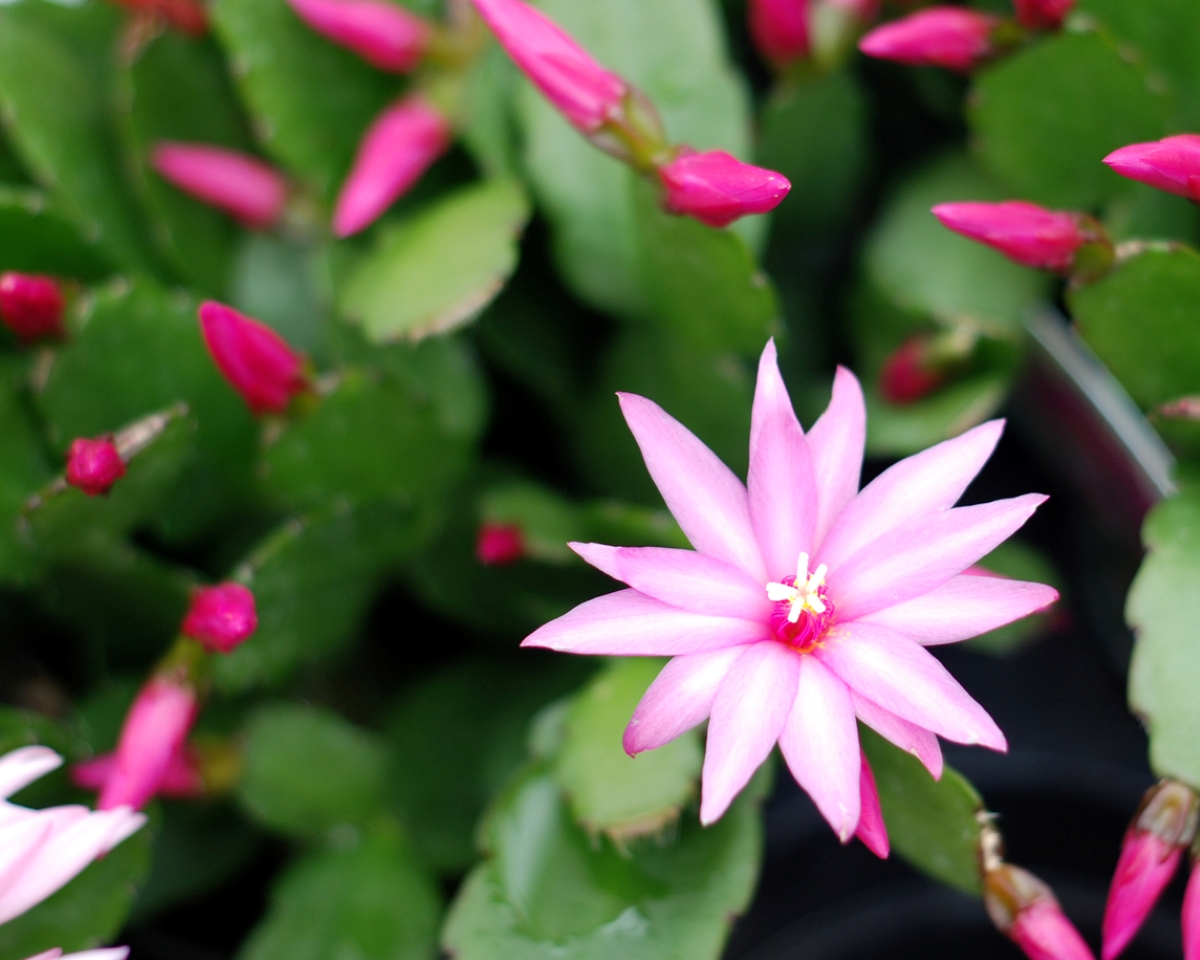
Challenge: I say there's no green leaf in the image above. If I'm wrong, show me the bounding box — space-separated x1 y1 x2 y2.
339 179 531 343
238 704 387 838
211 0 395 200
969 30 1168 209
0 819 152 960
213 501 427 694
0 184 112 279
556 659 702 844
1069 246 1200 410
238 829 441 960
0 0 158 272
443 769 763 959
230 234 329 357
861 727 984 895
864 374 1011 458
460 41 522 179
1128 488 1200 788
0 358 53 583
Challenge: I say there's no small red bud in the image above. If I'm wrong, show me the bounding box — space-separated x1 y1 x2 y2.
476 522 525 566
1013 0 1072 30
879 336 946 405
748 0 811 66
181 583 258 654
0 272 66 343
65 437 126 497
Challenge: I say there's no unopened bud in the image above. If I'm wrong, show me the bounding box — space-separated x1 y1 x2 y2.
657 149 791 228
749 0 811 66
855 754 889 858
1104 136 1200 204
932 201 1108 275
1184 858 1200 960
879 335 947 405
108 0 208 35
985 864 1096 960
65 437 126 497
287 0 431 71
182 583 258 654
198 301 309 416
151 142 289 230
476 522 525 566
1013 0 1072 30
858 7 998 73
0 272 66 343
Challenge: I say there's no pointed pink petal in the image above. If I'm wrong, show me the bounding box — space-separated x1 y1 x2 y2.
59 950 130 960
818 622 1006 750
858 573 1059 645
852 692 943 779
701 641 799 824
0 747 62 800
819 419 1005 570
855 756 889 858
748 340 818 580
808 367 866 549
1102 833 1181 960
0 816 52 900
571 543 771 620
778 655 861 841
828 494 1048 621
624 645 751 754
619 393 767 581
522 589 769 656
1183 861 1200 960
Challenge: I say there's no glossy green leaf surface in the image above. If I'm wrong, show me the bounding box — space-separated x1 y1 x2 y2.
0 184 112 279
0 358 52 582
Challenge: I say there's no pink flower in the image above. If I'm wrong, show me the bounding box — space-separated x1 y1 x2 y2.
858 7 997 72
199 301 308 416
932 201 1092 273
286 0 430 72
24 949 130 960
97 675 199 811
471 0 627 133
523 340 1054 834
0 746 145 926
0 272 65 343
748 0 810 65
182 583 258 653
332 96 453 237
71 748 203 799
855 755 889 857
1104 135 1200 204
986 864 1096 960
476 523 525 566
151 142 289 230
658 150 792 228
1184 860 1200 960
1013 0 1072 30
66 437 126 497
1102 780 1199 960
879 336 947 405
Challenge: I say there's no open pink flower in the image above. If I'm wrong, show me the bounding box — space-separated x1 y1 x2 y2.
524 340 1054 836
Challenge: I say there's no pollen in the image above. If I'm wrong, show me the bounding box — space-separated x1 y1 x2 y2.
766 552 834 651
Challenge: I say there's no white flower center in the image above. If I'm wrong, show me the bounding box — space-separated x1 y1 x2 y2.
766 552 828 623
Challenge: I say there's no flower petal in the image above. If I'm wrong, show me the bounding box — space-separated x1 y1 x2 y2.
571 543 771 620
855 756 889 858
701 641 799 824
0 816 51 900
618 393 766 581
624 645 751 754
852 692 943 779
818 622 1006 750
522 589 769 656
858 573 1059 645
828 493 1047 621
818 419 1005 570
0 747 61 800
778 655 861 841
807 366 866 549
748 340 818 580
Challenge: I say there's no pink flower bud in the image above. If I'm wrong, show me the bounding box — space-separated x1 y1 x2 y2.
0 272 65 343
858 7 998 72
286 0 430 72
97 676 199 811
855 755 889 858
71 747 203 799
332 96 453 237
748 0 810 65
986 865 1097 960
932 201 1092 273
181 583 258 653
1102 780 1198 960
879 336 946 405
657 149 791 228
476 522 525 566
1013 0 1072 30
1104 135 1200 204
110 0 209 35
1184 859 1200 960
198 301 308 416
471 0 628 133
151 142 289 230
65 437 126 497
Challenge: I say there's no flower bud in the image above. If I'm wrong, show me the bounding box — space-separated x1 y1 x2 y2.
1184 858 1200 960
0 272 66 343
1104 136 1200 204
287 0 430 71
879 336 946 405
932 201 1103 273
65 437 126 497
181 583 258 654
151 142 289 230
855 755 889 858
1013 0 1072 30
858 7 998 73
748 0 810 66
985 864 1097 960
198 301 308 416
71 746 204 799
471 0 628 134
97 675 199 811
332 96 453 237
108 0 208 35
476 522 525 566
1102 780 1198 960
657 149 791 228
